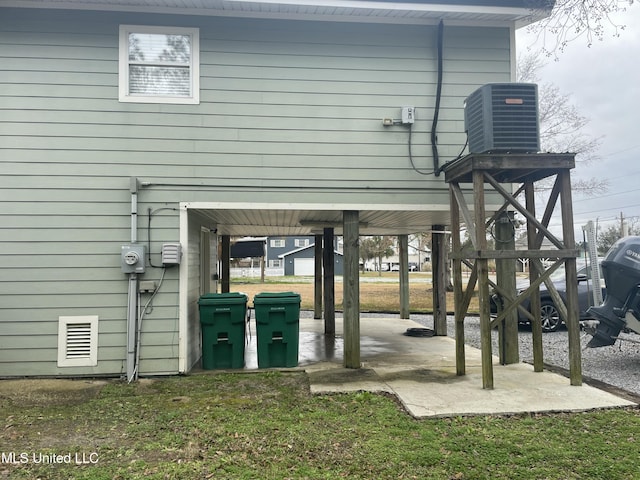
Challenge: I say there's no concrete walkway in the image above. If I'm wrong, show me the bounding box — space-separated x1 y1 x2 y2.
264 317 637 418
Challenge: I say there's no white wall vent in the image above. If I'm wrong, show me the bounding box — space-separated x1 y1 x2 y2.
57 316 98 367
162 242 182 265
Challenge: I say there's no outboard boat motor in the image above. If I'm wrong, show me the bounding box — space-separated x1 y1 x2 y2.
587 236 640 347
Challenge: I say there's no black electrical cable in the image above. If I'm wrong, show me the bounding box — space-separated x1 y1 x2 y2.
436 136 469 175
147 207 178 268
411 20 467 177
408 122 435 176
431 19 444 176
409 125 469 177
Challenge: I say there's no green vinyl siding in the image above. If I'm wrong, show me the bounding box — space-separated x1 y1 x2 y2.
0 7 512 376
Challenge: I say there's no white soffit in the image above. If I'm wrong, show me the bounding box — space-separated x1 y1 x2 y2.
183 202 455 236
0 0 551 26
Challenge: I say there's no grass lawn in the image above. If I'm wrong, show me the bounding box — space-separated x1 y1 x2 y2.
4 277 636 479
230 273 479 313
2 372 639 479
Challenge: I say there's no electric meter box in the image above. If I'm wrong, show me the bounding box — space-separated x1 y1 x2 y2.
121 244 146 274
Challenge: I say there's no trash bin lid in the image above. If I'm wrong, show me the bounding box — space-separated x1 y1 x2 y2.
253 292 300 305
198 292 248 306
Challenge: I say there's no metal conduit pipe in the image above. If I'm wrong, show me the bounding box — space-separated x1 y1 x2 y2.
127 178 139 383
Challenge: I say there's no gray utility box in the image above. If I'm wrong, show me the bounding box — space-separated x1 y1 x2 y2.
121 244 146 274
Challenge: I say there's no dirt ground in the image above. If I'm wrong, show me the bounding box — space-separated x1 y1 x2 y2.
0 379 108 406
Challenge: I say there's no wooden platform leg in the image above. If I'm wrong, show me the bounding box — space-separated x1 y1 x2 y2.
524 182 544 372
473 171 493 389
559 171 582 386
450 185 465 376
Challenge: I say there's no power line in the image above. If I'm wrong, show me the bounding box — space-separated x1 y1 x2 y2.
573 186 640 206
601 143 640 158
574 201 640 217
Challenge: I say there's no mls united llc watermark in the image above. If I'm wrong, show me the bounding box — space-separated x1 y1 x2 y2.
1 451 99 465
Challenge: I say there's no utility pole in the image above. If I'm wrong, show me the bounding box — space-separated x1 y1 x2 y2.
621 212 629 237
583 221 603 306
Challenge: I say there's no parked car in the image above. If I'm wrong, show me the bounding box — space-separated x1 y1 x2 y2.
491 260 605 332
390 263 418 272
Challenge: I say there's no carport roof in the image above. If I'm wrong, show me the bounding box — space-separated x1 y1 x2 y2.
184 202 451 236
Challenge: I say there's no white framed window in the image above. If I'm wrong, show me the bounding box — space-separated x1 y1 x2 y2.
270 239 285 248
269 259 283 268
295 238 310 248
57 316 99 367
119 25 200 104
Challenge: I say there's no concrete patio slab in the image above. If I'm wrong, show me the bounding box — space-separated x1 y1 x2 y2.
291 317 636 418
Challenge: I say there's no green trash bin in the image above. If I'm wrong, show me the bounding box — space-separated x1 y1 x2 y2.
253 292 301 368
198 292 248 369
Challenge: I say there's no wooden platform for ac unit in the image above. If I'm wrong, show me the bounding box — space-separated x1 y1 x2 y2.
443 153 582 389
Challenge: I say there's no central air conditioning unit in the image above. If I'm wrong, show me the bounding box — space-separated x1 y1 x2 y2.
464 83 539 154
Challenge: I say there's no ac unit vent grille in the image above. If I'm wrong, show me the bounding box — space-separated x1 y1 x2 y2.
465 83 539 154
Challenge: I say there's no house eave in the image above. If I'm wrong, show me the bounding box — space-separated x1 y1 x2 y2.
0 0 554 27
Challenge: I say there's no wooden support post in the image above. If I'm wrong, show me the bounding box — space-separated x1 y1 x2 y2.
323 228 335 336
525 182 544 372
432 225 448 335
221 235 230 294
559 170 583 386
314 235 323 320
473 170 494 389
450 185 466 376
260 256 265 283
495 211 519 364
210 233 218 294
399 234 410 319
343 211 361 368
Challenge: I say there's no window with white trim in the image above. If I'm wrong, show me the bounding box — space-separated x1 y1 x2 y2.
269 259 283 268
294 238 310 248
119 25 199 104
270 239 285 248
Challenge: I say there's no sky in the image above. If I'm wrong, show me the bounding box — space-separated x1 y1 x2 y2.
515 5 640 241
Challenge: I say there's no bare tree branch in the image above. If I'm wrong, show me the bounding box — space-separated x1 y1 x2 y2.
517 52 608 195
526 0 635 56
